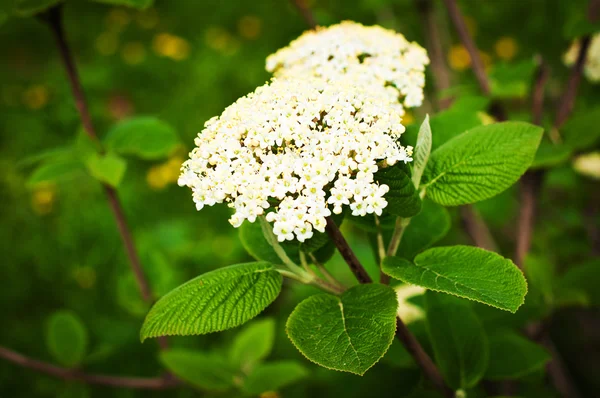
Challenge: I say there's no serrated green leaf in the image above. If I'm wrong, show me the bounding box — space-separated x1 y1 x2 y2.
398 199 450 260
243 360 309 394
239 221 300 264
85 152 127 187
425 292 488 389
160 350 236 391
423 122 543 206
104 116 179 160
46 310 88 368
286 284 398 375
28 160 84 186
383 246 527 312
561 106 600 151
141 262 282 341
229 318 275 372
412 115 432 189
484 331 550 380
375 163 421 218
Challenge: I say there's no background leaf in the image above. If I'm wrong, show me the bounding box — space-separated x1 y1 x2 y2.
160 350 235 391
84 152 127 187
104 116 179 160
229 318 275 372
484 331 550 380
242 360 309 394
425 292 489 389
383 246 527 312
423 122 543 206
45 310 88 368
375 163 422 218
397 199 450 260
141 262 282 340
561 106 600 151
286 284 398 375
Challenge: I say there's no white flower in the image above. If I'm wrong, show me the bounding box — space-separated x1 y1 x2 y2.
179 76 412 242
266 21 430 108
564 33 600 82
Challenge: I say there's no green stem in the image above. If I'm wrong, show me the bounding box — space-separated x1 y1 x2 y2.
373 215 387 262
386 217 411 258
259 216 307 277
308 252 344 289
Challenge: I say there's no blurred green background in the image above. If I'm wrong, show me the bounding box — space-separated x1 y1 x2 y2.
1 0 599 397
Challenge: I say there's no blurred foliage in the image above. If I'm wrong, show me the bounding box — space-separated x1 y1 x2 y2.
0 0 599 397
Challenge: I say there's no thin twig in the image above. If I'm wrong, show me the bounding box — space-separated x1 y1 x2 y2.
460 205 498 252
441 0 489 95
0 346 180 390
289 0 317 29
325 217 372 284
395 319 454 397
555 36 591 128
531 59 550 126
43 6 153 304
515 171 543 268
415 0 452 108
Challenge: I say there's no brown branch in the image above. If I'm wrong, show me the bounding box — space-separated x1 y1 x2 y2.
460 205 498 252
531 59 550 126
325 217 372 284
515 171 544 268
0 346 180 390
415 0 452 108
43 6 153 304
395 319 454 397
441 0 489 95
289 0 317 29
555 36 591 128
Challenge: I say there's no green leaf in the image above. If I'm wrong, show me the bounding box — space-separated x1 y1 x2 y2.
423 122 543 206
375 163 422 218
523 254 554 306
85 152 127 187
398 199 450 260
489 59 537 99
28 160 84 186
561 106 600 151
46 310 88 368
160 350 236 391
243 361 309 394
239 221 300 264
412 115 432 189
532 139 572 169
229 318 275 372
141 262 282 341
563 0 600 38
429 109 483 150
560 259 600 306
425 292 488 389
104 116 179 160
485 331 550 380
91 0 154 10
382 246 527 312
286 284 398 375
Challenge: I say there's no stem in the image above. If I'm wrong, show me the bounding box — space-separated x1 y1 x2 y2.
555 35 591 128
441 0 489 95
289 0 317 29
43 6 153 304
258 216 308 277
395 319 454 397
531 59 550 126
515 171 544 268
460 205 498 252
0 346 179 390
373 216 387 262
386 217 411 258
324 217 372 284
308 252 345 289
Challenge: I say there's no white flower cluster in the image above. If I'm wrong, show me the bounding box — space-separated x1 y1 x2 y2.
178 76 413 242
266 21 430 108
564 33 600 82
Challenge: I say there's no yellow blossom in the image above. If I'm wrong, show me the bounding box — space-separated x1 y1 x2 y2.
448 44 471 71
238 15 262 40
135 8 159 30
31 183 56 215
96 32 119 56
153 33 191 61
106 8 130 31
121 41 146 65
73 266 97 289
495 37 518 61
23 85 49 110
